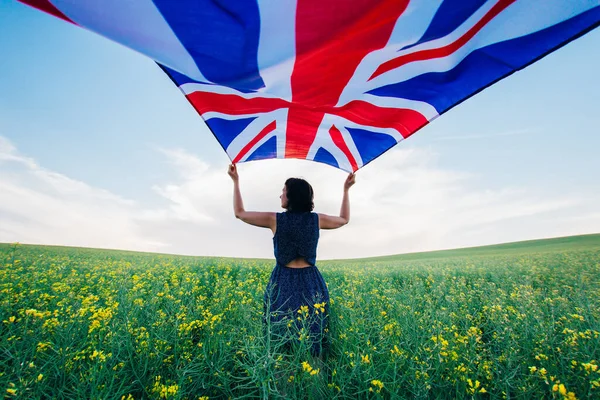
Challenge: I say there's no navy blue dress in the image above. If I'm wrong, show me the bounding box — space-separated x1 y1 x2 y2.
263 211 331 357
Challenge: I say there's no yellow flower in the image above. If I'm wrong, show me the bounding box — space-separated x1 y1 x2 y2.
37 374 43 382
302 361 313 372
582 362 598 373
36 342 51 352
558 384 567 396
571 313 584 321
467 379 480 389
314 302 326 313
297 305 309 319
466 379 481 394
455 364 467 373
301 361 319 375
361 354 371 364
6 388 17 396
371 379 384 391
167 384 179 396
25 309 46 318
529 366 537 373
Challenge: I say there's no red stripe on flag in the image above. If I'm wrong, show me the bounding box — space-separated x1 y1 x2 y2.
18 0 75 24
186 91 288 116
285 107 325 159
233 121 277 163
369 0 517 80
292 0 409 106
332 100 428 139
329 125 358 172
287 0 409 158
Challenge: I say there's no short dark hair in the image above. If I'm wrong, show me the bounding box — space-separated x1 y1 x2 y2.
284 178 314 212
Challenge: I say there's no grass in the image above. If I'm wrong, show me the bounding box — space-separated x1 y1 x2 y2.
330 233 600 262
1 234 599 399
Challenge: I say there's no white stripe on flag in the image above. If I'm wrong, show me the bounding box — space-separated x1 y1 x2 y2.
49 0 209 82
202 111 266 121
337 0 443 106
225 109 287 161
386 0 445 51
329 114 405 143
367 0 598 90
335 124 364 169
358 94 439 121
307 119 355 172
180 82 282 99
256 0 297 101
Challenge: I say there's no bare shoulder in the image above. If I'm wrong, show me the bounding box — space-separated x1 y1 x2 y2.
317 213 349 230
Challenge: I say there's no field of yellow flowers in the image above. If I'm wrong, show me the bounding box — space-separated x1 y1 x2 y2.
1 235 599 399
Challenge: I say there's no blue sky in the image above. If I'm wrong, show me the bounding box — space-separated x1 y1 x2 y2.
1 0 599 259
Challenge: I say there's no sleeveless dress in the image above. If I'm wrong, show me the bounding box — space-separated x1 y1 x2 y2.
262 211 331 357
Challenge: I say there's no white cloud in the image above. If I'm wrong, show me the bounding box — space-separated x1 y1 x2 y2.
0 137 163 252
0 135 598 259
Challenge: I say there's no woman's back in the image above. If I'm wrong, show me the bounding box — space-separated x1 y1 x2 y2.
273 211 319 267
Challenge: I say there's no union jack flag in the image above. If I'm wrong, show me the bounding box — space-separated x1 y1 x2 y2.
19 0 600 172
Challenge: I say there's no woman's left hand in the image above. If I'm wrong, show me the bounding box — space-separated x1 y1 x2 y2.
228 164 239 182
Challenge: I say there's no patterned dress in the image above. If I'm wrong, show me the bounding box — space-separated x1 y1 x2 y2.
262 211 331 357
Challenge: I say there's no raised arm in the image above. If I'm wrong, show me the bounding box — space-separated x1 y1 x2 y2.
228 164 276 233
319 172 356 229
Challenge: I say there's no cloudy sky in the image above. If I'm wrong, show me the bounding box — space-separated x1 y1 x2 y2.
1 1 599 259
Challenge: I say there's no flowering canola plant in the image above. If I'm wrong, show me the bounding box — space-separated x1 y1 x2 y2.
1 238 599 399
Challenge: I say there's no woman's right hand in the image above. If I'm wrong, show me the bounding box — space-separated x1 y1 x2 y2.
344 172 356 191
228 164 239 182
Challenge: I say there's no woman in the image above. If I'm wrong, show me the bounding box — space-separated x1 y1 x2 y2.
227 164 355 358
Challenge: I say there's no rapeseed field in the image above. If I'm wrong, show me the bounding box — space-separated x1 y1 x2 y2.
1 235 599 399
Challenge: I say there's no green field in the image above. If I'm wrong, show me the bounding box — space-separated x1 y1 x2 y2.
1 234 599 399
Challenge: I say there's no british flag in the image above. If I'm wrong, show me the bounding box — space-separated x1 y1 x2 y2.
19 0 600 172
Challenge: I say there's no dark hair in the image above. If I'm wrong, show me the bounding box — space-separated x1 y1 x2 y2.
284 178 314 212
